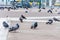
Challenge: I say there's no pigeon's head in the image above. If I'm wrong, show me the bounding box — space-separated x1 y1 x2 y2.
16 23 18 25
16 23 19 27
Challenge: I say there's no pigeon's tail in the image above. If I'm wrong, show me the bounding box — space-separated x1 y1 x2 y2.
23 17 26 19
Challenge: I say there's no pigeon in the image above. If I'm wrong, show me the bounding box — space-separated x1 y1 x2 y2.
42 7 45 9
9 23 19 32
3 21 9 28
19 15 26 23
47 9 52 13
53 17 60 21
25 11 28 13
21 15 26 19
39 9 41 12
31 22 38 29
46 19 53 24
19 17 23 23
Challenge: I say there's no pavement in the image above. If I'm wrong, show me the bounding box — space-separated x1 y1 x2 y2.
0 8 60 17
8 21 60 40
0 8 60 40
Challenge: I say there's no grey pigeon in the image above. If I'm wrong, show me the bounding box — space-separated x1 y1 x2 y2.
47 9 52 13
46 19 53 24
9 23 19 32
19 15 26 23
3 21 9 28
21 15 26 19
31 22 38 29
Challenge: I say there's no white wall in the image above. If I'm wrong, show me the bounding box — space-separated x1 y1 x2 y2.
0 0 4 5
49 0 52 6
56 0 60 2
0 0 13 6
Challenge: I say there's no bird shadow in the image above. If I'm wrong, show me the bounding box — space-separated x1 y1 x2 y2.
9 31 20 33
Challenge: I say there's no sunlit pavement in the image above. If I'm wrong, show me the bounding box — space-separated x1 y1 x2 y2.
0 8 60 40
8 21 60 40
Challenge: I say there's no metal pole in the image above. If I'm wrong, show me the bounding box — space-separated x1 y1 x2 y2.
39 0 41 9
6 0 7 5
22 0 23 8
14 0 15 2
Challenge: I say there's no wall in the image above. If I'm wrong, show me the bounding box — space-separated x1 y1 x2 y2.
0 0 13 6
